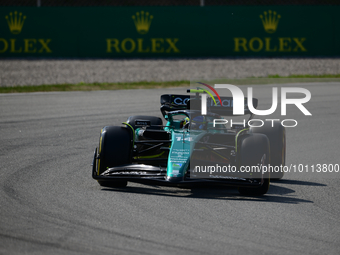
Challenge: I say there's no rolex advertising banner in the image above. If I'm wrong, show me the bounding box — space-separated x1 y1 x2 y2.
0 6 339 58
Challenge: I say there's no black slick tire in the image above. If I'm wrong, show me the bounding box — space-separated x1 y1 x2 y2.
238 133 270 196
250 120 286 180
97 126 132 188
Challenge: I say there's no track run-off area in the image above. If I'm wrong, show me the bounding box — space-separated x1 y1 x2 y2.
1 82 340 255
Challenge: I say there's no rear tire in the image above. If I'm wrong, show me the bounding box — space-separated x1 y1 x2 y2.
250 121 286 180
97 126 132 188
238 134 270 196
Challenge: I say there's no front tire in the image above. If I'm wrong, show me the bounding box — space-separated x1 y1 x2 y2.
97 126 132 188
250 120 286 180
238 134 270 196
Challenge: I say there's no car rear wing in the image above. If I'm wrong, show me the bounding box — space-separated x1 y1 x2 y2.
161 94 189 106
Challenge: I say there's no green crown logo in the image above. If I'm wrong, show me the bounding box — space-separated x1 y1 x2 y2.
259 10 281 33
5 11 26 34
132 11 153 34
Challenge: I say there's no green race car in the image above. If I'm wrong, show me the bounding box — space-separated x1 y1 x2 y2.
92 89 286 196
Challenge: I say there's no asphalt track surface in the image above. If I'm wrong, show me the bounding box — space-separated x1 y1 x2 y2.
1 83 340 255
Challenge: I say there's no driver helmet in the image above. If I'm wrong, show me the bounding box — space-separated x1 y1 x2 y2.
181 117 190 128
191 115 206 130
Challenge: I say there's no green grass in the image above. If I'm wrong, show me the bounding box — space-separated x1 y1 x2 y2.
0 81 190 93
267 74 340 78
1 74 339 93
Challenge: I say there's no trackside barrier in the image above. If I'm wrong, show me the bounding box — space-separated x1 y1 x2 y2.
0 6 339 58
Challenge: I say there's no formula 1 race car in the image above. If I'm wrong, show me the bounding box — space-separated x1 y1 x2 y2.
92 89 286 196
